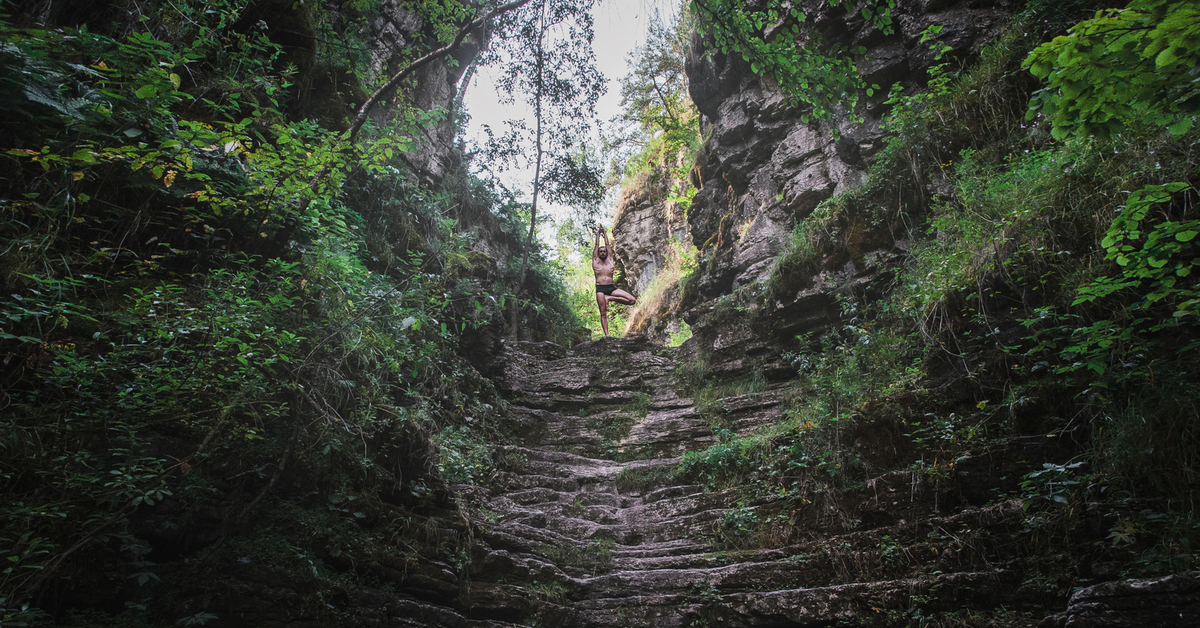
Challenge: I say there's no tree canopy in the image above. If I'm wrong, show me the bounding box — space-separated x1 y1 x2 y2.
475 0 606 336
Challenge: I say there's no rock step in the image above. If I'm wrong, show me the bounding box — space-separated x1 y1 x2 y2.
481 495 1028 581
497 479 707 503
608 539 709 559
483 339 1057 627
492 484 722 519
566 571 1025 628
484 509 725 548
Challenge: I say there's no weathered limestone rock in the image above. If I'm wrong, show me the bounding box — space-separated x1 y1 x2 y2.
447 336 1164 627
682 0 1021 298
612 165 695 343
1039 572 1200 628
364 0 483 184
612 173 673 295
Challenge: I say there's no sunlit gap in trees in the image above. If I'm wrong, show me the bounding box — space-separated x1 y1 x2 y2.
461 0 682 245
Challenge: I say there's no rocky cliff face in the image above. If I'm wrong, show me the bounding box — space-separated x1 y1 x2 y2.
683 0 1018 297
611 171 674 296
365 0 483 183
610 164 694 344
613 0 1021 357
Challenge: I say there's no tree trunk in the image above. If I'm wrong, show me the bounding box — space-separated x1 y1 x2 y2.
510 0 547 340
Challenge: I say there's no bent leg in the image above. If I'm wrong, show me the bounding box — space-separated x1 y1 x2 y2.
607 287 637 306
596 291 609 336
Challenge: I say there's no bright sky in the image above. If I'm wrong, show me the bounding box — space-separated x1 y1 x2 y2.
461 0 680 224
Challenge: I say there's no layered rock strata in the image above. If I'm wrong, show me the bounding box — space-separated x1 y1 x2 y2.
612 1 1024 355
428 336 1084 627
682 0 1020 299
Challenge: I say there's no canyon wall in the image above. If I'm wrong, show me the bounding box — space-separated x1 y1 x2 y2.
614 0 1021 361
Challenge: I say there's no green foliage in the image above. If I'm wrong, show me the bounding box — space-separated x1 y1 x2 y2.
405 0 474 47
668 320 692 347
0 1 553 621
848 0 1200 550
614 463 680 493
524 578 568 606
1024 0 1200 140
436 424 495 484
1008 155 1199 379
679 430 764 489
877 27 1200 516
897 147 1061 320
674 357 709 393
687 368 767 433
626 391 653 417
535 537 614 574
1026 182 1198 382
717 502 760 544
790 302 921 409
584 392 652 458
1019 461 1085 508
1079 182 1198 315
688 0 894 127
609 4 701 185
615 4 695 143
880 24 955 126
586 410 636 443
768 213 824 298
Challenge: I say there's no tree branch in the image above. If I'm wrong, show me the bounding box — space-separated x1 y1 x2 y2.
273 0 532 249
347 0 534 142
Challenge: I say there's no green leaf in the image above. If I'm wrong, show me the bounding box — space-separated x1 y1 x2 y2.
1176 230 1197 242
135 84 158 99
1167 117 1193 136
1154 46 1178 69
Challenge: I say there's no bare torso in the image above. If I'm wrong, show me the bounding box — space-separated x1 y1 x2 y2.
592 255 615 285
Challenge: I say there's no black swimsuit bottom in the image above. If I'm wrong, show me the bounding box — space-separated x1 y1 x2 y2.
596 284 616 295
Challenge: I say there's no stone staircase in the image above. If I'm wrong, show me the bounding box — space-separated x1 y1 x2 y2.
446 336 1047 627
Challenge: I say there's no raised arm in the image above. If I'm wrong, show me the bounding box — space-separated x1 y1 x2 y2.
602 228 613 253
592 227 601 263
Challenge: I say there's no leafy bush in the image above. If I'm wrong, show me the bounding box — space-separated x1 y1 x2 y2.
0 3 570 621
1025 0 1200 140
679 429 760 488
